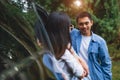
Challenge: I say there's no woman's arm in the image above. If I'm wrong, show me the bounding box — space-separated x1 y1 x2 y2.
69 47 89 77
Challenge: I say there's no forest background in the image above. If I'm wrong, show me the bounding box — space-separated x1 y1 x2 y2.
0 0 120 80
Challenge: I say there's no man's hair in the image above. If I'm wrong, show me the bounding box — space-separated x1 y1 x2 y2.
76 11 92 23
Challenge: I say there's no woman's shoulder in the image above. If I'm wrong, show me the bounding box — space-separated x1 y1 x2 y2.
60 49 76 61
42 52 68 80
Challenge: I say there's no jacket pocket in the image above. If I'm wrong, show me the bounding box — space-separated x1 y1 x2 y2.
89 53 105 80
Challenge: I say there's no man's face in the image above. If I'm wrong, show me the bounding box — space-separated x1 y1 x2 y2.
77 17 93 36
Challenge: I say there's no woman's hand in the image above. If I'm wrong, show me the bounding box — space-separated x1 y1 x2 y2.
67 43 89 78
78 57 89 77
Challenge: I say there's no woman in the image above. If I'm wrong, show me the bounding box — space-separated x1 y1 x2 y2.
45 12 88 80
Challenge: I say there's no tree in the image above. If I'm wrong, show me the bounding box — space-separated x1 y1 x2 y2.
0 1 55 80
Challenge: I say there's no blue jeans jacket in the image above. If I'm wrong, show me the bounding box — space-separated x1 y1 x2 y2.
70 28 112 80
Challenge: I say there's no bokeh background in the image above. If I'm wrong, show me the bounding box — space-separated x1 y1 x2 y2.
0 0 120 80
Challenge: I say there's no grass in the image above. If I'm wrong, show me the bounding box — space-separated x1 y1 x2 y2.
112 60 120 80
108 44 120 80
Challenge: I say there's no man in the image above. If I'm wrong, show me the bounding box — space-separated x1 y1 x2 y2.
70 11 112 80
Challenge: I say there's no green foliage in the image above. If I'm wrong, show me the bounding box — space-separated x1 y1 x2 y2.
108 44 120 59
0 1 55 80
1 0 120 79
89 0 120 44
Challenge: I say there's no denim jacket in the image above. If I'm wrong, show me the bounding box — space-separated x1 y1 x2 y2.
70 28 112 80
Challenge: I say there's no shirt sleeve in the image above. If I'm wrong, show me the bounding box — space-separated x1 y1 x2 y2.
61 49 84 78
99 40 112 80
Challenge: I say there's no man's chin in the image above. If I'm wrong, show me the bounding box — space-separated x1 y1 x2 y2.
81 32 87 35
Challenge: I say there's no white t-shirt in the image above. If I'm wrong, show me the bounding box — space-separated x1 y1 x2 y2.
78 35 91 62
58 49 84 80
78 35 92 80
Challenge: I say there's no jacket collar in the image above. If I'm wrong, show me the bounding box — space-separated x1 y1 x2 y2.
75 31 97 53
91 32 98 42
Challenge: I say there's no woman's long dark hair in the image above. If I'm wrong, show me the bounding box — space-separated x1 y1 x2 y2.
45 12 71 59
